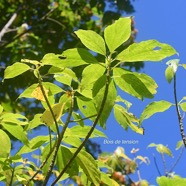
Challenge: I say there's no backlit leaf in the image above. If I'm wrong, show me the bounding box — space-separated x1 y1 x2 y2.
180 102 186 112
114 104 144 135
176 140 184 150
31 85 49 102
2 123 29 145
140 100 172 125
19 82 63 99
113 68 157 100
0 129 11 158
116 40 177 62
75 30 106 56
157 176 186 186
3 62 31 81
41 48 98 67
104 17 131 53
70 149 101 186
93 77 117 128
40 102 65 126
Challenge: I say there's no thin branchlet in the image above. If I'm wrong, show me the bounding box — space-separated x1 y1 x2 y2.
173 75 186 147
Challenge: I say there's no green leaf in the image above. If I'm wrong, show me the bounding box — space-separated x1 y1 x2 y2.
3 62 31 81
1 113 28 125
148 143 173 157
93 77 117 128
41 48 98 67
63 136 82 147
17 135 50 155
78 64 105 98
115 95 132 110
70 149 101 186
176 140 184 150
116 40 177 62
0 129 11 158
0 105 3 114
114 104 144 135
140 100 172 125
2 123 29 145
72 112 84 127
113 68 157 100
57 146 79 177
100 172 119 186
76 96 97 121
156 144 173 156
54 68 78 86
180 64 186 69
65 125 107 138
75 30 106 56
165 66 174 83
165 59 179 83
104 17 131 53
18 82 63 99
157 176 186 186
180 102 186 112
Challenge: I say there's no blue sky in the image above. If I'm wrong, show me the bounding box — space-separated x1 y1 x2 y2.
95 0 186 184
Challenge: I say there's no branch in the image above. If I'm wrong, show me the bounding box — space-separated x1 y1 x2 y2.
51 66 111 186
161 153 168 176
69 114 97 123
173 75 186 147
153 154 162 176
168 146 185 174
0 12 17 42
42 90 75 185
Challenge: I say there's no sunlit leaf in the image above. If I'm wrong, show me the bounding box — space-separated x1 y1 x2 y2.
76 96 97 121
65 125 107 138
113 68 157 100
148 143 173 157
57 146 79 176
180 64 186 69
2 123 29 145
165 59 179 83
93 77 117 128
75 30 106 56
116 40 177 62
41 48 98 67
31 85 49 102
72 112 84 127
114 104 144 135
157 176 186 186
18 82 63 99
180 102 186 112
115 95 132 110
0 105 3 114
1 113 28 125
176 140 184 150
104 17 131 53
3 62 31 81
17 135 50 155
70 149 101 186
40 102 65 126
140 100 172 125
0 129 11 158
101 172 119 186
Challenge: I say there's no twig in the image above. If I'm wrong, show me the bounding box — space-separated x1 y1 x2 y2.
42 90 75 185
51 65 111 186
69 114 97 123
168 146 185 174
0 12 17 41
173 75 186 146
153 154 162 176
161 153 168 176
9 164 15 186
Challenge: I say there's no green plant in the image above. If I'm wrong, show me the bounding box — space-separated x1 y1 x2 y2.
0 17 180 185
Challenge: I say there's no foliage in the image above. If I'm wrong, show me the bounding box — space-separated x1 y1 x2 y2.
1 15 184 185
0 0 140 116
